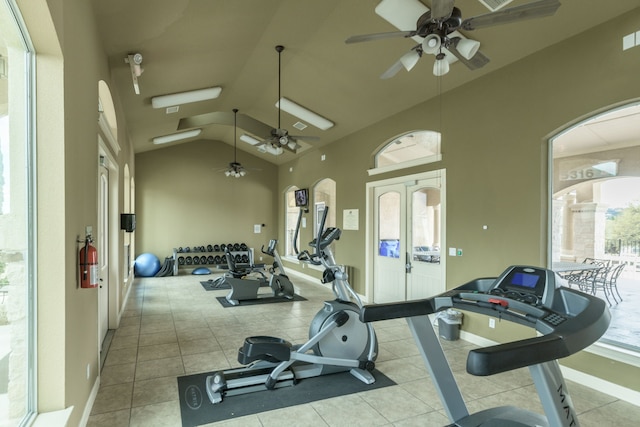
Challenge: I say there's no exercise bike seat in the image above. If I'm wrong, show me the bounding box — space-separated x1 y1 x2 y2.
225 247 263 279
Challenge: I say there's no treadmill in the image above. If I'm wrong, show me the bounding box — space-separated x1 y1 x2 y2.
361 265 611 426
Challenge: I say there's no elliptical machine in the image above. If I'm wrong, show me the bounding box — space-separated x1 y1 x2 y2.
205 206 377 404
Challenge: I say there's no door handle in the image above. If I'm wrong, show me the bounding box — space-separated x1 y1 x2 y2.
405 252 412 273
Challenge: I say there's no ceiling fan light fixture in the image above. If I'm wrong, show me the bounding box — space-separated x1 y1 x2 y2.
422 34 442 55
152 128 201 144
433 55 450 76
455 38 481 60
400 50 420 72
151 87 222 109
276 98 334 131
240 134 262 145
287 140 298 151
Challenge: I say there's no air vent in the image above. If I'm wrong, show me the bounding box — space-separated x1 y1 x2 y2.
293 121 308 131
477 0 514 12
165 106 179 114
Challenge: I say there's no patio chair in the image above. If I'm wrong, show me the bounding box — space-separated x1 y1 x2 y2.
575 260 607 295
590 263 614 305
607 263 625 304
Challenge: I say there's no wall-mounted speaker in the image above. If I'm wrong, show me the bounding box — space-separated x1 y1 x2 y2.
120 213 136 232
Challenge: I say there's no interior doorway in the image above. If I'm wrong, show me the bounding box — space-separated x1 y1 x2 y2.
98 159 109 345
367 170 445 303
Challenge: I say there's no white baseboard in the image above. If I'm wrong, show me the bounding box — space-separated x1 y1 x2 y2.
560 365 640 405
459 330 640 406
78 376 100 426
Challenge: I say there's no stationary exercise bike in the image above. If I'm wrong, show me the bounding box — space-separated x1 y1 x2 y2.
205 207 377 404
222 240 295 306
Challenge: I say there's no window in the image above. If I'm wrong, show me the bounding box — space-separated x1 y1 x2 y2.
0 0 36 424
369 130 441 175
550 102 640 354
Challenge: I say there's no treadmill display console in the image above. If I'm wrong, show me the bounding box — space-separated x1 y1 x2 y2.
491 266 555 308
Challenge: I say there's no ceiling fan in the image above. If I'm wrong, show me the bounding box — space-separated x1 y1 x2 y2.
345 0 561 78
260 45 320 153
177 45 318 156
223 108 247 178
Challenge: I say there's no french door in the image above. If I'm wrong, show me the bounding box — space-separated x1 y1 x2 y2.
372 174 444 303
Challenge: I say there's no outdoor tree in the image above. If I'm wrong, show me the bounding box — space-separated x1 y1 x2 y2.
608 204 640 241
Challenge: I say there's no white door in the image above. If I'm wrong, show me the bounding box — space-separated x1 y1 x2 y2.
373 177 444 303
98 164 109 344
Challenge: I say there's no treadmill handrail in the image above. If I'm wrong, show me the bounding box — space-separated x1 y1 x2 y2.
361 281 610 377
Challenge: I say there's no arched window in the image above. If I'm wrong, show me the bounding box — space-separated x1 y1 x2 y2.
549 101 640 354
369 130 441 175
313 178 336 238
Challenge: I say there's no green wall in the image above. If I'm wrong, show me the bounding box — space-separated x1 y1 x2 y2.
277 8 640 392
136 139 279 260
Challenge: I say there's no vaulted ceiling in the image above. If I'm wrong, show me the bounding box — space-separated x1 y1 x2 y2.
92 0 640 164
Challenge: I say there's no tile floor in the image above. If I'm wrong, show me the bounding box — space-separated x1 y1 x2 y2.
87 273 640 426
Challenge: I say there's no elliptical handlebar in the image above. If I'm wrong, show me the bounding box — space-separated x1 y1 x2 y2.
292 208 305 257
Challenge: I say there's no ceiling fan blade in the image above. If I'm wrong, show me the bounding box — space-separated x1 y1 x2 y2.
461 0 561 31
430 0 455 21
345 30 415 44
399 49 421 72
448 37 490 70
380 58 405 79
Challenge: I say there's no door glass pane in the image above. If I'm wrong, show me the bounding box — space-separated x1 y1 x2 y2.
412 188 441 264
378 192 400 258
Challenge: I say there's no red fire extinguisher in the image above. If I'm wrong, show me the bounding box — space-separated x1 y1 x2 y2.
79 234 99 288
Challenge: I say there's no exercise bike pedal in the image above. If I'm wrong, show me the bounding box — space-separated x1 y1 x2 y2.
238 336 292 364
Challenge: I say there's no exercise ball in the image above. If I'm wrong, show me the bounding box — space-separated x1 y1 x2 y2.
135 253 161 277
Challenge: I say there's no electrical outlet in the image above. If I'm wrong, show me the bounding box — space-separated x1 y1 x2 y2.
86 363 91 379
489 318 496 329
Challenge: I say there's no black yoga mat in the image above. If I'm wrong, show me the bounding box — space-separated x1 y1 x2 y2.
215 294 306 307
177 369 395 426
200 279 269 291
200 280 231 290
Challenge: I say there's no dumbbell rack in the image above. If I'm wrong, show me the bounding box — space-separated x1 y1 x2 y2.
172 243 252 276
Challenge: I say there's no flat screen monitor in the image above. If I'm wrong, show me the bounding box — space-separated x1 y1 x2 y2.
294 188 308 207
